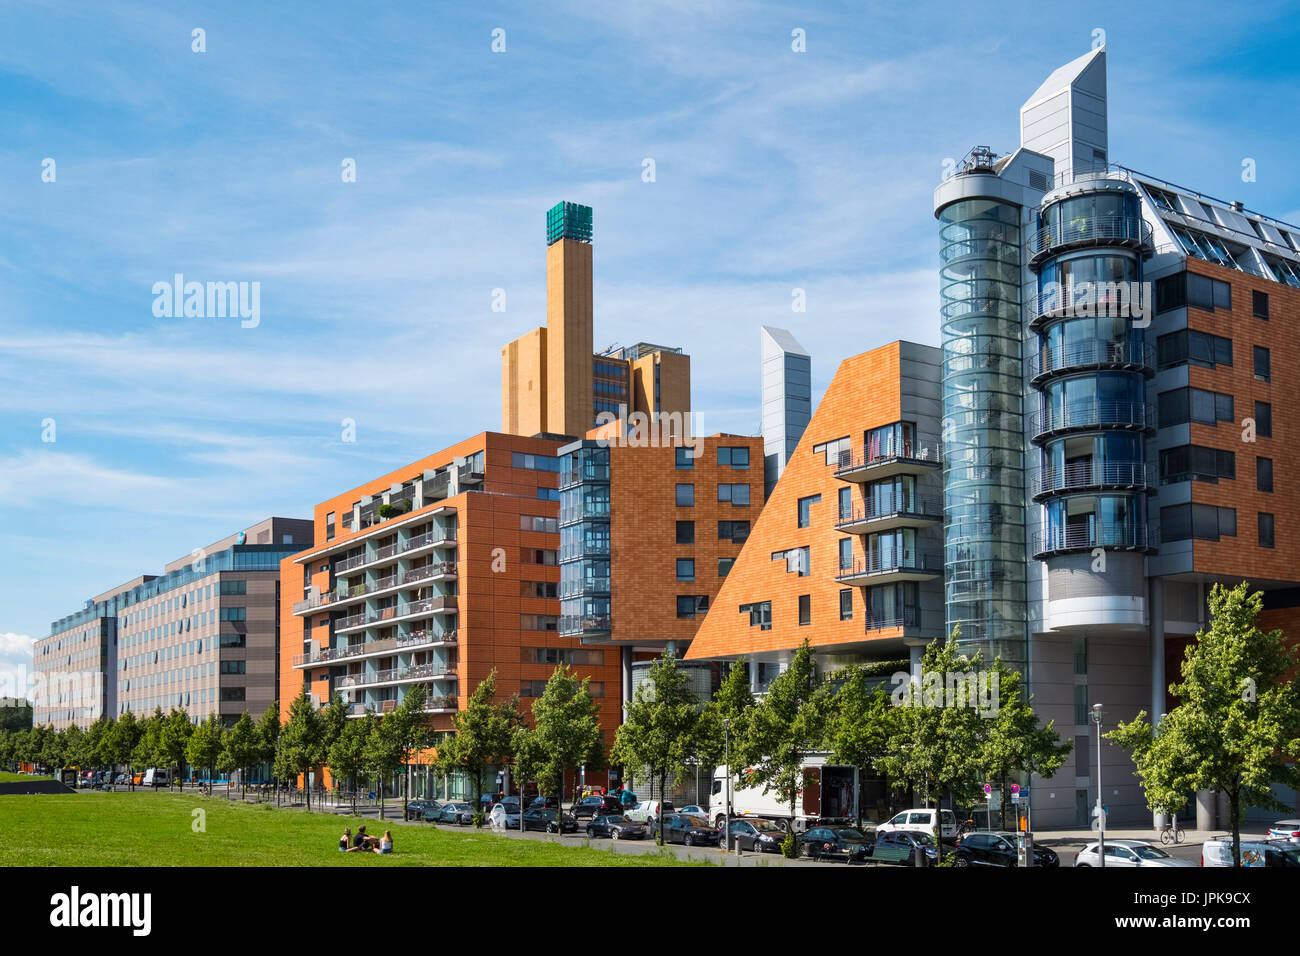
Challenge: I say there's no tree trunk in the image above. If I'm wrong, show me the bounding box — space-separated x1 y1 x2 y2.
657 770 667 846
1230 785 1241 867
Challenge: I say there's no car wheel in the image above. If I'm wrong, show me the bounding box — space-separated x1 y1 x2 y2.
1077 863 1091 867
586 827 595 839
684 834 693 847
612 829 621 840
955 854 970 867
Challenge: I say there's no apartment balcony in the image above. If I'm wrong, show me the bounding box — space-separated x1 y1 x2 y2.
559 462 609 491
559 577 611 599
559 501 611 527
1027 215 1153 265
329 528 457 578
1029 400 1155 444
559 541 610 563
558 614 612 639
1028 285 1149 331
1031 523 1157 560
834 549 942 586
292 592 336 615
1025 342 1155 386
292 629 458 668
328 563 459 611
1030 460 1152 501
862 606 940 636
834 445 942 483
834 496 942 535
347 694 457 718
336 663 458 690
457 463 484 486
335 596 459 634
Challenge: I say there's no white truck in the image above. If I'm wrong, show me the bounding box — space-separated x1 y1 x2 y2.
709 761 857 832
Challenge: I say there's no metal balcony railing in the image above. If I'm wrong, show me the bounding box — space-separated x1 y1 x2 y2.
1025 342 1155 381
337 662 456 689
835 495 943 528
1029 286 1147 326
835 549 942 580
559 577 611 598
292 629 458 667
1030 460 1151 497
1029 400 1154 439
863 607 924 631
558 541 610 562
1032 522 1156 557
558 614 612 636
1028 215 1153 259
833 443 942 477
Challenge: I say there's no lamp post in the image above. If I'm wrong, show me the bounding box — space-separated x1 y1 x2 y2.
1092 703 1105 868
723 718 732 854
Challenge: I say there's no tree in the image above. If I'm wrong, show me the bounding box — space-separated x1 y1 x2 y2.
133 709 167 783
85 717 113 773
0 699 33 733
383 684 434 821
60 724 89 771
697 658 756 769
363 711 403 821
734 641 826 850
1108 582 1300 866
975 658 1071 829
255 702 281 786
187 717 224 785
820 668 897 828
611 653 703 845
105 712 142 788
160 709 193 789
513 666 602 822
439 671 520 821
277 694 326 810
876 630 989 859
328 713 373 813
220 713 260 796
38 723 65 772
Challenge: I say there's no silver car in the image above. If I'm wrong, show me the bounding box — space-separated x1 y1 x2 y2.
1074 839 1196 867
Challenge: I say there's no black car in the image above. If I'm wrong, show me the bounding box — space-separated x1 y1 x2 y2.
656 814 721 847
953 831 1060 868
526 796 560 811
522 808 578 833
586 815 648 840
869 829 939 866
405 799 441 821
800 826 874 863
572 794 624 820
727 818 786 852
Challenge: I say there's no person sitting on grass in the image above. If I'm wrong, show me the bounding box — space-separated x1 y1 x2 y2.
339 827 352 852
373 830 393 855
348 825 370 851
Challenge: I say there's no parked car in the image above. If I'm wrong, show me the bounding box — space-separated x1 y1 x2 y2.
585 815 648 840
1202 837 1300 867
677 804 708 819
435 802 476 825
869 829 939 866
625 800 674 832
113 773 128 786
523 808 578 834
800 826 874 863
527 796 560 811
953 831 1059 867
875 808 958 840
405 799 442 821
141 768 170 787
726 818 785 852
1074 840 1196 867
656 814 721 847
572 794 623 820
489 802 522 829
1265 819 1300 842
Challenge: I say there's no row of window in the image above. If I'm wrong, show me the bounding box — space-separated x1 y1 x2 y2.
1160 504 1275 547
676 520 751 544
512 452 562 472
522 647 605 665
521 679 604 698
675 483 751 506
520 514 559 533
1156 329 1272 382
1159 446 1274 490
674 446 751 470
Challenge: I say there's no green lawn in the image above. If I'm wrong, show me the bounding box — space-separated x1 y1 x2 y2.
0 792 701 867
0 772 49 783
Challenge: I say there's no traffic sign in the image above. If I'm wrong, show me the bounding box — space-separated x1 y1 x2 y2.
983 784 992 795
1010 784 1020 794
1011 790 1020 803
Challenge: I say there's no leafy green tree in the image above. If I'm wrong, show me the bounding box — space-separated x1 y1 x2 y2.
37 723 64 772
0 699 33 733
85 716 113 772
220 713 260 795
697 658 756 769
328 712 373 812
133 709 167 781
438 671 520 819
255 702 281 785
513 665 603 820
187 716 224 784
277 694 326 810
382 683 434 820
0 730 14 769
60 724 89 771
611 654 703 845
160 709 193 788
734 641 825 845
876 631 989 858
363 710 403 820
1108 582 1300 866
975 658 1071 829
820 668 897 827
105 712 142 787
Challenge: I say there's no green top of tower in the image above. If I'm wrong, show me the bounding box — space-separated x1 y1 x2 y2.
546 201 593 246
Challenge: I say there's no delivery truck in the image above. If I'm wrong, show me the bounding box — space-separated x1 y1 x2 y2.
709 760 857 832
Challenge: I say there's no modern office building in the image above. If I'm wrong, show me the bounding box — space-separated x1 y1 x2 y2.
685 341 946 684
557 431 764 698
501 202 691 438
34 517 312 730
760 326 812 498
279 431 626 793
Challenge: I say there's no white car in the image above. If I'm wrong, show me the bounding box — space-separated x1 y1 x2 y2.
1074 839 1196 867
1265 819 1300 842
625 800 673 831
875 808 957 840
1202 837 1300 867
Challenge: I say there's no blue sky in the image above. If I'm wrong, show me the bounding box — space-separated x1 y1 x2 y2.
2 0 1298 673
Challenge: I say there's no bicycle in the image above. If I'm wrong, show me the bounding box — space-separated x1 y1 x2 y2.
1158 816 1185 845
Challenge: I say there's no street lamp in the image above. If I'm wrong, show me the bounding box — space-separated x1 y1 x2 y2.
723 718 732 854
1092 703 1105 868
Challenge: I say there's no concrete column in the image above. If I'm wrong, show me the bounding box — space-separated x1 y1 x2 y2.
1149 578 1166 830
621 646 633 716
1196 789 1216 831
905 639 927 682
1216 790 1230 831
665 640 677 658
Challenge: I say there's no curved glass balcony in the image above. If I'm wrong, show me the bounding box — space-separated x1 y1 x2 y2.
1028 215 1152 263
1032 522 1156 558
1030 460 1151 500
1030 400 1155 442
1026 341 1154 384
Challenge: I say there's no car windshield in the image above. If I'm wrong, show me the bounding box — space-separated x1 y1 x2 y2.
1132 845 1170 859
681 816 709 828
603 816 630 824
909 832 935 846
835 830 865 840
754 821 784 832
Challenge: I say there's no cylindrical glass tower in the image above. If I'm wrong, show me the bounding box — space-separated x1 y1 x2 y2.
937 195 1027 665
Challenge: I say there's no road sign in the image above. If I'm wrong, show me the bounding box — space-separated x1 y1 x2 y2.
983 784 992 795
1011 789 1020 803
1091 804 1107 832
1010 784 1020 794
